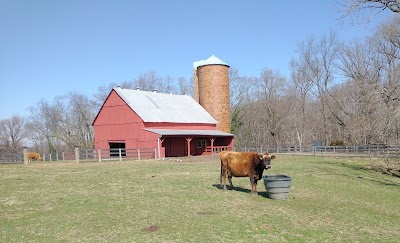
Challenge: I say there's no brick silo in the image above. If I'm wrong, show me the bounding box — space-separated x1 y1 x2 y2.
193 55 231 133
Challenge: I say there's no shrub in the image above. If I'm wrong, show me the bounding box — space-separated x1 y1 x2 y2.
330 140 345 146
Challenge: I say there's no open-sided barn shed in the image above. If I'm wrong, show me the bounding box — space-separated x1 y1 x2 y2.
92 87 234 158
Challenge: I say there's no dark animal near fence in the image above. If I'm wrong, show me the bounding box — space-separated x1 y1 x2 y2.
220 151 276 194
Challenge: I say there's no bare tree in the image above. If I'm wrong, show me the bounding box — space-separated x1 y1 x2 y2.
177 76 193 96
27 93 97 153
289 59 314 146
0 115 27 149
295 32 339 145
238 68 291 147
338 0 399 23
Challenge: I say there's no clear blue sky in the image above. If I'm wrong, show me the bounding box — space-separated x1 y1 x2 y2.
0 0 389 120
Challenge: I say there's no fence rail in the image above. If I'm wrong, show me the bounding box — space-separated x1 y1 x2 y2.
0 147 158 164
237 145 400 157
1 145 399 164
0 149 24 163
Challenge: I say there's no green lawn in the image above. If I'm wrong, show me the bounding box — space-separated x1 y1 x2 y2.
1 155 399 242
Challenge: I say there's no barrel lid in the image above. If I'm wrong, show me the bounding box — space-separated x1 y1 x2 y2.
193 55 229 68
263 175 292 181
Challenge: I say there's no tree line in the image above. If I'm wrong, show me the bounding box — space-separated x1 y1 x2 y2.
1 1 399 153
231 16 400 148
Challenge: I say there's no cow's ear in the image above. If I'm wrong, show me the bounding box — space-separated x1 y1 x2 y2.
271 155 276 159
256 154 263 164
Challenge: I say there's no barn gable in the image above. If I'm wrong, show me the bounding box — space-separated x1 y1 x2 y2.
92 89 143 126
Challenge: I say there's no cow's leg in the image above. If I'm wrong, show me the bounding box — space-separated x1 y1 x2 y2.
250 177 258 195
220 166 223 187
254 179 258 195
221 168 228 191
227 171 234 190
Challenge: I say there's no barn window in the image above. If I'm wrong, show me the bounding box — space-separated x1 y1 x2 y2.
109 142 126 157
197 140 207 148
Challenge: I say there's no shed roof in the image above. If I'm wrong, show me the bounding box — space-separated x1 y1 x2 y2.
193 55 229 69
114 87 218 124
144 128 234 136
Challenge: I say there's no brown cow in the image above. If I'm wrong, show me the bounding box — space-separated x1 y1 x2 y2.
27 152 41 161
220 151 276 194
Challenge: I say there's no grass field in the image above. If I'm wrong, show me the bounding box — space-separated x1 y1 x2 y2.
1 155 399 242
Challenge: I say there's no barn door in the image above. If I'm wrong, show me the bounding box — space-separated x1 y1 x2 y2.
109 142 126 157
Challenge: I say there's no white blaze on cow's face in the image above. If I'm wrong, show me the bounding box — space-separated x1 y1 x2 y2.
260 153 275 169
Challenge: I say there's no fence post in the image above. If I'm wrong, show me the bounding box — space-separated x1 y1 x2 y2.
43 154 46 161
119 148 122 161
138 149 141 161
98 149 101 162
50 153 52 162
154 148 157 159
75 147 79 163
56 150 59 161
23 147 28 164
62 151 65 161
313 147 316 156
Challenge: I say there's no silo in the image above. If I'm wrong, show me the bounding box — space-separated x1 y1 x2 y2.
193 55 231 133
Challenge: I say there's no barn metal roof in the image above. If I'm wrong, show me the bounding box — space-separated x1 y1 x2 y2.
114 87 218 124
144 129 234 137
193 55 229 69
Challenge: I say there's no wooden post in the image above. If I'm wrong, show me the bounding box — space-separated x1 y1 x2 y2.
98 149 101 162
23 147 28 164
209 137 215 155
62 151 65 161
154 148 157 159
186 137 193 156
137 149 141 161
75 147 79 163
119 148 122 161
56 150 59 161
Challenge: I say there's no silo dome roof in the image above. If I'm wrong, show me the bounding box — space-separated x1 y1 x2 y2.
193 55 229 68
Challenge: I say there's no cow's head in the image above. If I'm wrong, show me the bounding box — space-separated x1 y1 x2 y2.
259 153 276 169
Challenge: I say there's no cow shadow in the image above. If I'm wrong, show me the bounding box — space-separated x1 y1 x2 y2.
212 184 252 194
212 184 271 197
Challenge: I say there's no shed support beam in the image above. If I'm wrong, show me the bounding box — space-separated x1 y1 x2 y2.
186 137 193 156
209 137 216 155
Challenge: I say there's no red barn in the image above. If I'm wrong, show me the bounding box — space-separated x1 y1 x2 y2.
92 87 234 158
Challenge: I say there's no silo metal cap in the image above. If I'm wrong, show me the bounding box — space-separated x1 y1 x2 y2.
193 55 230 68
